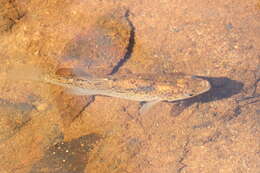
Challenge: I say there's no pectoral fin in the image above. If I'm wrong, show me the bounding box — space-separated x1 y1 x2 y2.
139 100 161 115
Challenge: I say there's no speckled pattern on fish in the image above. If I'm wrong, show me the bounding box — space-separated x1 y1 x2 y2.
44 70 211 103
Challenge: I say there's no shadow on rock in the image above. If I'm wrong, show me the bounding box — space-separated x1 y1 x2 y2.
194 76 244 103
170 77 244 116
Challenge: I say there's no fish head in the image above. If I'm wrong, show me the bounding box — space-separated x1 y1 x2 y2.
161 74 211 102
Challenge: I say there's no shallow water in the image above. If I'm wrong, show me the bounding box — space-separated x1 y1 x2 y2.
0 0 259 173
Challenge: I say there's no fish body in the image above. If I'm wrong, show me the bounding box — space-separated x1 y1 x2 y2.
9 66 211 113
44 71 211 103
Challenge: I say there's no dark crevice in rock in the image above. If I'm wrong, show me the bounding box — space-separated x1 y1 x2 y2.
110 10 135 75
71 96 95 123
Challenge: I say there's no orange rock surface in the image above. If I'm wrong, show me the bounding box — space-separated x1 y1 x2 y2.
0 0 259 172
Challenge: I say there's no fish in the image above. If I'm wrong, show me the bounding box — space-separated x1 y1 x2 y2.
8 66 211 114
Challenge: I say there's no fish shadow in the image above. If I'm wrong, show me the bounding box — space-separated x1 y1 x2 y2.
170 76 244 116
193 76 244 103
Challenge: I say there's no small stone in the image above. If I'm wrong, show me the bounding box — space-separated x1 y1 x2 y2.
226 23 233 30
35 103 48 111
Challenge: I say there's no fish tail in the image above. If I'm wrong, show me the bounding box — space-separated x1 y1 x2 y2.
7 64 46 82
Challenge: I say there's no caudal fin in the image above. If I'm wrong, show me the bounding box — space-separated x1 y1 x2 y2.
7 64 45 82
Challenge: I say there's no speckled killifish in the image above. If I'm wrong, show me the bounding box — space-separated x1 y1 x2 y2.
9 67 211 114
